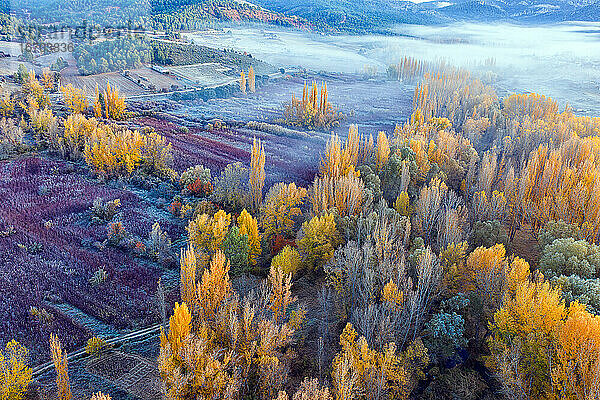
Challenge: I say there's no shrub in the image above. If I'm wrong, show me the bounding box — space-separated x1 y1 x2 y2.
107 222 127 246
147 222 172 263
29 306 54 324
238 209 261 265
89 267 108 286
180 165 212 195
222 226 250 275
85 337 110 356
0 340 32 400
423 311 466 363
297 213 341 271
538 220 582 251
0 118 25 158
211 162 251 211
539 237 600 278
90 197 121 223
468 220 508 250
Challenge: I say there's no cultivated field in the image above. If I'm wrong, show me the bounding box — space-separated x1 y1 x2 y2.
127 67 182 92
166 63 236 88
60 70 149 98
0 156 183 365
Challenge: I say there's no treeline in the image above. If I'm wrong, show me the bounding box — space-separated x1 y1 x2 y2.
73 35 151 75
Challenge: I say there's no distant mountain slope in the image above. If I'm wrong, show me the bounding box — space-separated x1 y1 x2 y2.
7 0 312 30
256 0 600 32
251 0 448 33
434 0 600 22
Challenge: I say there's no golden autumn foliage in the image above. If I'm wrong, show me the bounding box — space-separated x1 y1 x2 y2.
240 70 247 94
375 130 390 172
268 259 295 324
62 114 106 158
250 138 266 210
0 96 14 117
382 280 404 310
331 323 429 400
394 191 410 217
260 182 308 239
50 334 71 400
0 340 32 400
458 244 530 315
94 82 126 120
297 212 341 270
160 302 192 359
26 99 57 141
248 66 256 93
506 136 600 241
311 172 365 217
238 209 261 265
22 70 50 108
89 393 112 400
197 250 232 321
60 84 88 114
283 81 343 130
41 68 54 90
161 249 298 400
83 127 172 177
387 56 432 82
180 244 201 312
320 126 373 178
552 306 600 399
187 210 231 254
93 85 102 118
413 70 499 131
271 245 302 278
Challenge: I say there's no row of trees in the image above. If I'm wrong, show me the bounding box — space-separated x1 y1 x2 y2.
282 81 344 130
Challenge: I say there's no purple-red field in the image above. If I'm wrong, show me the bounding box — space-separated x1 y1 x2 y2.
0 157 182 364
137 116 322 186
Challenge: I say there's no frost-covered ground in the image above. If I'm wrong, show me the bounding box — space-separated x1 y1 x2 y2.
185 22 600 116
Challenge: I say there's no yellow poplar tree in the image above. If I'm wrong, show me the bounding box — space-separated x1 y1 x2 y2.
0 340 32 400
249 138 266 211
238 209 261 265
376 130 390 172
248 66 256 93
60 84 88 114
240 71 247 94
50 334 71 400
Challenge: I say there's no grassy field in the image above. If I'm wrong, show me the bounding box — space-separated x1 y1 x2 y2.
60 71 149 98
